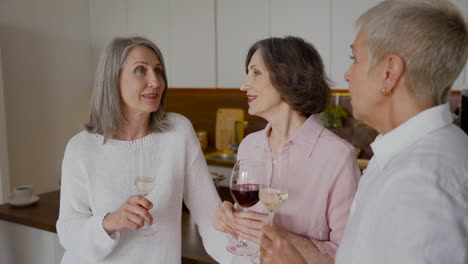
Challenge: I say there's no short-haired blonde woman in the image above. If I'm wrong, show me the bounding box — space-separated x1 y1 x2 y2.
213 36 361 264
258 1 468 264
56 37 230 264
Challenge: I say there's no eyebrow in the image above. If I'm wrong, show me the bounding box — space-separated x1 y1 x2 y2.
249 64 257 69
132 61 162 67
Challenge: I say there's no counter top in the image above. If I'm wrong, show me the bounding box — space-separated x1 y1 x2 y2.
0 191 216 264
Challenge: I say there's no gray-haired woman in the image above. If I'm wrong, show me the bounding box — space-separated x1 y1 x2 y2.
56 37 230 263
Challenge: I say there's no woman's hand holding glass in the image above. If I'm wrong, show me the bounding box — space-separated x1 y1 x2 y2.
259 225 306 264
102 195 153 233
225 159 266 256
232 210 269 245
213 200 270 245
213 201 237 235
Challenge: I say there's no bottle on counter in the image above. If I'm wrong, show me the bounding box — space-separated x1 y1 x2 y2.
196 130 208 151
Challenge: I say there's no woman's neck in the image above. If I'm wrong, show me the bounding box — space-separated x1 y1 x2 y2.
114 113 151 141
266 107 306 153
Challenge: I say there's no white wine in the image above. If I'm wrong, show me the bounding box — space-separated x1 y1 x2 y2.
259 187 288 213
134 176 155 196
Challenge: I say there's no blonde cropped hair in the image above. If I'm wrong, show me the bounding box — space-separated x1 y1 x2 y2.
356 0 468 104
85 37 168 140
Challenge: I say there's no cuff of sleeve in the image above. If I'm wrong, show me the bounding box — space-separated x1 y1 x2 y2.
89 212 120 253
310 239 338 258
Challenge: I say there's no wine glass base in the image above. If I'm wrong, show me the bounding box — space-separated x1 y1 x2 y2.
139 225 158 237
250 252 261 264
226 243 258 256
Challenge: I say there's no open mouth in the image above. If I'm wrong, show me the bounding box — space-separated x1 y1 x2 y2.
142 93 158 99
247 95 257 103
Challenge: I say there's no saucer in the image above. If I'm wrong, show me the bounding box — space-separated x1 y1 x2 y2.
8 195 40 207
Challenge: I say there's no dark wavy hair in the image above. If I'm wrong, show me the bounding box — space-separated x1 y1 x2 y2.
245 36 331 117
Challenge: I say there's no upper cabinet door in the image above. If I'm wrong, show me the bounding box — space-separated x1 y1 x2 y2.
332 0 468 90
331 0 381 89
169 0 216 88
271 0 331 82
451 0 468 90
128 0 170 81
216 0 270 88
89 0 128 67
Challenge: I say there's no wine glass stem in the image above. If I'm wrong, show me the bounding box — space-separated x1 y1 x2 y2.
142 194 151 229
237 207 248 246
268 211 275 226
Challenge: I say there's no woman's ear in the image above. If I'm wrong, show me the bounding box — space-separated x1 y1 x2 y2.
382 54 405 95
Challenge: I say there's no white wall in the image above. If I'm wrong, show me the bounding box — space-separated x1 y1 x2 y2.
0 0 93 195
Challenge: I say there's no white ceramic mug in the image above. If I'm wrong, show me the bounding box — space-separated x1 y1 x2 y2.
13 185 33 202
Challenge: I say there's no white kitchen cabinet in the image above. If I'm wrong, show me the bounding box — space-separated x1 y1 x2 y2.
127 0 171 81
465 67 468 90
452 0 468 90
0 220 64 264
216 0 270 88
271 0 331 79
330 0 381 89
332 0 468 90
89 0 215 88
169 0 216 87
89 0 127 68
88 0 468 89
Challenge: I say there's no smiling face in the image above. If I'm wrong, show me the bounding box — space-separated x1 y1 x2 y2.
240 50 284 119
344 30 385 123
119 45 165 119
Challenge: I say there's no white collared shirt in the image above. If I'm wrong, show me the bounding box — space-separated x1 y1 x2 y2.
336 104 468 264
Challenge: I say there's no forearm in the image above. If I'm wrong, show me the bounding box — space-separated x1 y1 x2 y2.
57 212 119 261
286 232 334 264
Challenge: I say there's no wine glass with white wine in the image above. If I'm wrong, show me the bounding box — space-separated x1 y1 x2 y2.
251 152 289 263
134 150 157 236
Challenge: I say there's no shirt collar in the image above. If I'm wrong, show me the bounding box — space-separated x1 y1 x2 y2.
370 104 453 169
256 115 324 156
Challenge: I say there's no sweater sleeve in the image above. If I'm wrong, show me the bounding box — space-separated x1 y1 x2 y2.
183 131 232 263
56 139 119 261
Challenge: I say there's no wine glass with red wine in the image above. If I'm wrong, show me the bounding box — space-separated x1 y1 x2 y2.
226 159 265 256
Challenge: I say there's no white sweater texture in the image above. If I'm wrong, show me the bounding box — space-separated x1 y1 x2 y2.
56 113 230 263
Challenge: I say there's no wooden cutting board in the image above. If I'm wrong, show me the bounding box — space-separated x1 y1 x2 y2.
216 108 244 151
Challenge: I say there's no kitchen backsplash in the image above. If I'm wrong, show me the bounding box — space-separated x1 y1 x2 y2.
165 88 462 159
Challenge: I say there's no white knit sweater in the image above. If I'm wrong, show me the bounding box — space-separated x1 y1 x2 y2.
57 113 231 264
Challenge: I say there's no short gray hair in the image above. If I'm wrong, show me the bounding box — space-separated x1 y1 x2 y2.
85 36 168 140
356 0 468 104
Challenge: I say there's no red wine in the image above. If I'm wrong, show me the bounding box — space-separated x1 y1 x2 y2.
230 184 260 208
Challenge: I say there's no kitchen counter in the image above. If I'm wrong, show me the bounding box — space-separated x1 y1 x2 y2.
0 191 216 264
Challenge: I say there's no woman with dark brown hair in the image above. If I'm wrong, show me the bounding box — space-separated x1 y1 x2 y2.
213 36 361 263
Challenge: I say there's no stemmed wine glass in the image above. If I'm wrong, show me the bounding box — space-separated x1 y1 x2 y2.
134 149 157 236
226 159 266 256
251 152 289 263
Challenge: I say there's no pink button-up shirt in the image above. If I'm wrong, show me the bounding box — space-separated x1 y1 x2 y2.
232 115 360 262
